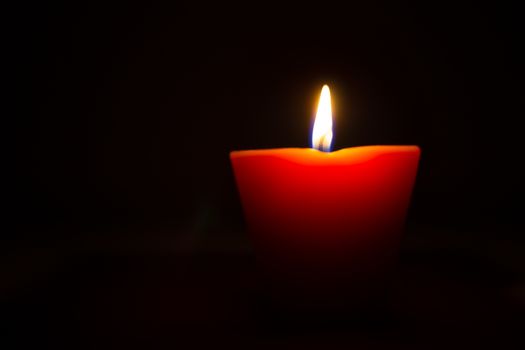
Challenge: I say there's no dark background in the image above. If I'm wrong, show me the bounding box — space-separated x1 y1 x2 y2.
7 1 524 348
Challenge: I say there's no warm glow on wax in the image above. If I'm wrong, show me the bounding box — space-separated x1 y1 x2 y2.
312 85 333 152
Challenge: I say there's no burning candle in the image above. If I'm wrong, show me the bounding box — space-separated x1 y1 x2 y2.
230 85 420 313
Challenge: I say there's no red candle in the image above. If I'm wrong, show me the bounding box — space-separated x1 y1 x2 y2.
230 86 420 312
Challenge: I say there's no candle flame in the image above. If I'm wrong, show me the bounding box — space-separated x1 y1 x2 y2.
312 85 333 152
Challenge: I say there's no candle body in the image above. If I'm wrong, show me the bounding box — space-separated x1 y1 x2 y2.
231 146 420 312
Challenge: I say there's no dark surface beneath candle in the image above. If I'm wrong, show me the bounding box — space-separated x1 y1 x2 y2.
3 228 523 349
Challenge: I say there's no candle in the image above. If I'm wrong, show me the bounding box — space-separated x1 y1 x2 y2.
230 85 420 313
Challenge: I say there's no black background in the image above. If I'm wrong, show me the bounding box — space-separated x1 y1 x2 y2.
7 1 524 348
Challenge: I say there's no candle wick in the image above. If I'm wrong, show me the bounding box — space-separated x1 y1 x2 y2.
318 135 330 152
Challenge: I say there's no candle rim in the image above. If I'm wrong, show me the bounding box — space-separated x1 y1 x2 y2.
230 145 420 164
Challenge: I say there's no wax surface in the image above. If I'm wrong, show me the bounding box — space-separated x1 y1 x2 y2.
231 146 420 311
